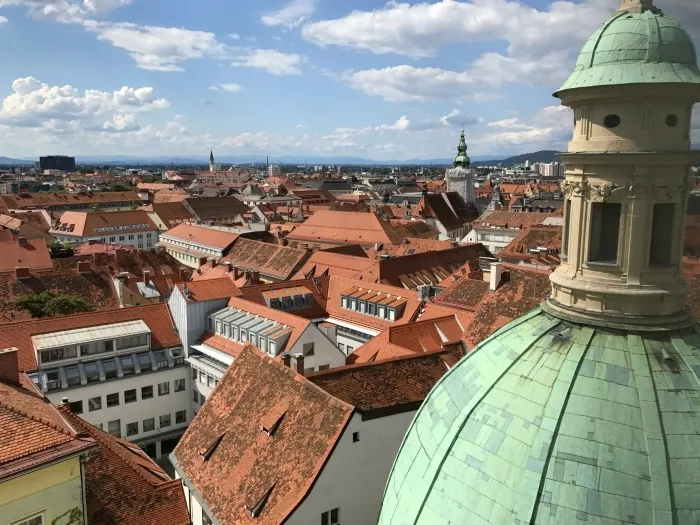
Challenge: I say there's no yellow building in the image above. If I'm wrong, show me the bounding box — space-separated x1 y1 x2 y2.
0 347 96 525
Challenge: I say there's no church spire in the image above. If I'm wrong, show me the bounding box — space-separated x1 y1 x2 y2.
452 129 470 168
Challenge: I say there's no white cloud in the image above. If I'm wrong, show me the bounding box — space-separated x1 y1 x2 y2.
345 65 480 102
296 123 309 129
0 16 7 24
232 49 302 75
209 83 242 92
0 76 169 127
89 113 140 133
477 105 572 151
221 131 277 150
83 21 225 72
0 0 131 22
408 108 482 131
227 33 240 40
262 0 315 28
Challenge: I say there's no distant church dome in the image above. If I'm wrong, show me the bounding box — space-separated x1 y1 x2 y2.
559 2 700 91
452 129 470 168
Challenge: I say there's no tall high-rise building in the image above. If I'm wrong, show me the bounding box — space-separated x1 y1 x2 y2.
444 129 475 205
379 0 700 523
39 155 75 172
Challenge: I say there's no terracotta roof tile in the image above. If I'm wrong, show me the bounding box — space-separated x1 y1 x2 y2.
293 251 376 280
172 345 354 525
0 238 53 272
474 211 553 229
225 297 311 349
199 331 246 358
177 278 242 303
60 408 190 525
161 223 240 250
220 239 310 280
238 277 329 319
309 348 463 413
499 224 562 267
0 191 141 211
0 303 181 372
50 211 157 237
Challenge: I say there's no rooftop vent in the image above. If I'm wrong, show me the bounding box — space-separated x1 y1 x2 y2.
199 432 226 462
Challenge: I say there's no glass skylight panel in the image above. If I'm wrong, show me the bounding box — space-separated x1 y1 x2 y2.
84 362 100 383
137 352 152 372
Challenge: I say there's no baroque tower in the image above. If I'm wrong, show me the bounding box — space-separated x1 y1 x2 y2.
444 129 475 205
209 150 215 172
378 1 700 523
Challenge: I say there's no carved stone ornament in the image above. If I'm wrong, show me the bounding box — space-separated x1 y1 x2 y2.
563 181 590 198
650 186 681 203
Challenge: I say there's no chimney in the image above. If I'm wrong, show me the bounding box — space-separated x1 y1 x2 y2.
0 347 20 386
143 270 151 285
417 285 431 301
207 257 217 269
116 272 129 283
198 256 208 268
17 236 28 247
115 248 129 265
77 261 91 274
281 353 292 368
178 267 188 280
374 242 383 251
251 271 260 285
294 353 305 375
234 267 242 280
15 266 30 280
489 262 503 292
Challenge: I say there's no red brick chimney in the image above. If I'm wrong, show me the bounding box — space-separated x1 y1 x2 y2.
294 353 305 375
207 257 217 269
143 270 151 285
281 354 292 368
0 347 20 385
115 248 129 265
77 261 91 274
15 266 30 280
251 271 260 285
17 236 28 247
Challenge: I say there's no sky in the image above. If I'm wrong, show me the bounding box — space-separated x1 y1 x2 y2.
0 0 698 161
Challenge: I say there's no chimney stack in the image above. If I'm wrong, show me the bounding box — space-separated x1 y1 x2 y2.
234 267 242 280
251 271 260 285
374 242 383 251
115 248 129 265
143 270 151 285
17 236 28 247
0 347 20 385
489 262 503 292
15 266 30 280
281 353 292 368
178 267 188 280
77 261 91 274
294 353 305 375
207 257 217 269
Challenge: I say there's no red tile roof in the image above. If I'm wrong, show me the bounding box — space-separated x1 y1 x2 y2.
308 348 462 414
226 297 311 349
0 238 53 272
0 191 141 211
177 278 242 303
474 211 553 230
0 303 181 372
172 345 354 525
436 264 552 347
499 224 562 268
293 251 376 280
366 237 457 258
220 238 310 280
239 277 329 319
60 408 190 525
0 365 96 479
199 331 246 358
50 210 157 237
161 223 239 250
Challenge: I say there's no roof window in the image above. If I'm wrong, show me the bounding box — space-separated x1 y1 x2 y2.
245 483 276 518
199 432 226 462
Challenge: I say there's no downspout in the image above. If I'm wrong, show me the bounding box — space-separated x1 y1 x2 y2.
80 454 89 525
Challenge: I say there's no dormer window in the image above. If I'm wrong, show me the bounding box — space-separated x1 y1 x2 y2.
342 296 348 308
379 306 385 318
388 308 396 321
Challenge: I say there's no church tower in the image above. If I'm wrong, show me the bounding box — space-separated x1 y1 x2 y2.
209 150 215 172
444 129 475 204
378 1 700 523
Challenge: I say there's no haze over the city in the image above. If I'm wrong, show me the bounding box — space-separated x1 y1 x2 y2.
0 0 698 160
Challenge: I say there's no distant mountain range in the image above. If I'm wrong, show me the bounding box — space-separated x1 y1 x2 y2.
0 150 564 167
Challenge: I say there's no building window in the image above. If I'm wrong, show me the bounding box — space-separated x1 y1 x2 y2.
321 508 340 525
106 393 119 407
84 362 100 383
143 418 155 432
103 358 118 379
319 364 330 371
121 355 135 376
108 419 121 438
353 432 360 442
158 381 170 395
207 375 215 387
174 378 185 392
109 237 116 242
192 368 198 380
65 365 80 387
176 410 187 424
138 234 143 239
88 396 102 411
125 389 137 403
126 422 138 436
346 346 353 354
141 385 153 399
199 371 206 383
200 392 206 405
193 388 199 403
588 202 621 264
69 400 83 414
128 235 134 240
12 513 44 525
119 236 125 241
650 203 674 266
202 510 213 525
303 342 315 356
137 352 152 372
160 414 171 428
338 343 345 352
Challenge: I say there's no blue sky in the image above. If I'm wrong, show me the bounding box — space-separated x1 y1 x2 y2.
0 0 697 160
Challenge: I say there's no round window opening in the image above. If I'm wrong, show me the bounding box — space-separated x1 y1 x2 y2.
666 114 679 128
604 114 621 129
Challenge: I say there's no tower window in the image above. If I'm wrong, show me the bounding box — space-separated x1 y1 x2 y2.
588 202 621 264
562 200 571 257
603 115 621 129
666 114 679 128
650 203 674 266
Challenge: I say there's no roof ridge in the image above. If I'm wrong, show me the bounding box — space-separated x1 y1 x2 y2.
308 348 453 378
388 314 457 334
0 302 168 328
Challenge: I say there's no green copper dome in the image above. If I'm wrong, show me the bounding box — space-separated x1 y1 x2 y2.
453 129 470 168
379 307 700 524
558 7 700 92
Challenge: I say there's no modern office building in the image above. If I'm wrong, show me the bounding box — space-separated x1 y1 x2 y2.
39 155 76 172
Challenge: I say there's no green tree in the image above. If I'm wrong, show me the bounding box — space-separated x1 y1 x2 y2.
90 203 104 213
15 291 95 318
